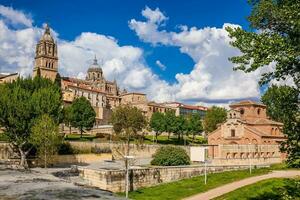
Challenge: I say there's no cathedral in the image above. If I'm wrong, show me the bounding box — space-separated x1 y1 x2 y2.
33 24 122 125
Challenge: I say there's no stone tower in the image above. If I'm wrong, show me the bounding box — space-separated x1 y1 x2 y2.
86 56 104 82
33 24 58 81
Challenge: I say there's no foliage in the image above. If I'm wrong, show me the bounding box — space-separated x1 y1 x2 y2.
164 110 177 139
261 85 300 167
151 146 190 166
143 135 207 145
203 106 227 133
30 114 61 168
68 97 96 138
0 76 62 168
150 112 166 141
64 134 98 141
215 178 300 200
173 115 188 140
110 105 147 155
226 0 300 87
187 114 203 141
123 167 279 200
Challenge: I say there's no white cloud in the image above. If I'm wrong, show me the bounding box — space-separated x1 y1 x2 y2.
0 5 32 27
129 7 263 103
155 60 166 70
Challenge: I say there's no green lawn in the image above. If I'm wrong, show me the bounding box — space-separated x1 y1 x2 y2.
143 135 207 145
215 178 300 200
0 133 9 141
121 167 278 200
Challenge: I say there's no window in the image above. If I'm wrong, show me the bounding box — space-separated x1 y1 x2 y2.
231 129 236 137
240 109 244 115
257 108 261 115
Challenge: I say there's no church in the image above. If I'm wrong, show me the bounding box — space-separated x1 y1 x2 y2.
32 24 123 125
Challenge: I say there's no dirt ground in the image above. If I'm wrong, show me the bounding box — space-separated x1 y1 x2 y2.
0 167 124 200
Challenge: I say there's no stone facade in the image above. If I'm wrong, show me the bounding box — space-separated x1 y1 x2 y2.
33 24 58 82
163 102 207 118
0 73 18 84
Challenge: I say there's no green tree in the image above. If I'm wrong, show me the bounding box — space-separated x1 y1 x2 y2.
63 106 72 137
110 105 147 156
69 97 96 138
0 77 62 168
187 114 203 142
203 106 227 134
30 114 61 168
165 110 177 139
174 115 188 142
261 85 300 167
226 0 300 87
150 112 166 142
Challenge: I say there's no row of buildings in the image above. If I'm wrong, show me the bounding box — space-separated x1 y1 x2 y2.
0 24 207 126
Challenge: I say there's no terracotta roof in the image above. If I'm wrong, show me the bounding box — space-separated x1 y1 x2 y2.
230 100 266 107
180 104 208 111
63 80 106 94
119 92 146 96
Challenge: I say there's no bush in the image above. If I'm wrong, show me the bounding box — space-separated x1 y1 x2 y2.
91 146 112 154
151 146 190 166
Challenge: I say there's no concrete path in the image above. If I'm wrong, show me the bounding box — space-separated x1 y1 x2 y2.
184 170 300 200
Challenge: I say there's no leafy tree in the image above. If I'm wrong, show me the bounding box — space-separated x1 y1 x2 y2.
150 112 166 142
174 115 188 141
261 85 300 167
68 97 96 138
63 106 72 136
165 110 177 139
203 106 227 134
110 105 147 156
187 114 203 142
30 114 61 168
226 0 300 87
0 77 62 168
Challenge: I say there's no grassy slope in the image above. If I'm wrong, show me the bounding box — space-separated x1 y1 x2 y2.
214 178 300 200
123 167 276 200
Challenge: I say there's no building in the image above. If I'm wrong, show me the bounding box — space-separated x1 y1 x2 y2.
0 73 18 84
33 24 58 81
207 100 286 160
163 102 207 118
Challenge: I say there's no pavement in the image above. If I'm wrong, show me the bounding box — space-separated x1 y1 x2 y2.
184 170 300 200
0 168 125 200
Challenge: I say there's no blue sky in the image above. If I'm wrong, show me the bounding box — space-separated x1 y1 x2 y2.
0 0 266 106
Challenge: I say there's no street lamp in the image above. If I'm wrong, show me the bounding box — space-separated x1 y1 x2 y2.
124 155 134 199
248 143 252 174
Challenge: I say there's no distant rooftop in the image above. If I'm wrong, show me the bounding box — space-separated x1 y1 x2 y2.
230 100 266 107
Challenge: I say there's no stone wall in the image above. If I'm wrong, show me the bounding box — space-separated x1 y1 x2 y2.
78 164 269 192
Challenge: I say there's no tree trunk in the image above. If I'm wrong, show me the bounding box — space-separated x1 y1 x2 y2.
155 132 158 143
193 134 195 142
18 147 28 169
44 149 47 168
80 128 83 138
168 132 170 140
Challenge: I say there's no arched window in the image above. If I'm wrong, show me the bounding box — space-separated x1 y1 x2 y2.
229 113 232 118
240 109 245 115
257 108 261 115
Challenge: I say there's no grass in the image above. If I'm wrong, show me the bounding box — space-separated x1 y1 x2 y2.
120 165 284 200
143 135 207 145
0 133 9 141
215 178 300 200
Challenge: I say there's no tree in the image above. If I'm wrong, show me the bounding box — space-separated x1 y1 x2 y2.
110 105 147 156
261 85 300 167
68 97 96 138
174 115 188 141
150 112 166 142
30 114 61 168
0 77 62 168
187 114 203 142
203 106 227 134
63 106 72 137
165 110 177 139
226 0 300 87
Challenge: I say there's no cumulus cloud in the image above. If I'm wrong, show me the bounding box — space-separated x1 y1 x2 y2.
0 5 32 27
129 7 263 103
155 60 166 70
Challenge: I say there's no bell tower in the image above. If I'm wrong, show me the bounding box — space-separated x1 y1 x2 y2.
33 24 58 81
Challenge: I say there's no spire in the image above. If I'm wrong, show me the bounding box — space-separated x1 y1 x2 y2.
93 55 98 65
44 23 50 35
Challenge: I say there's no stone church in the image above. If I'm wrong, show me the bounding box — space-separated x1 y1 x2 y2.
33 24 122 125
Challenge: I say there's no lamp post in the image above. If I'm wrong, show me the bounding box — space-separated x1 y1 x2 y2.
248 143 252 174
124 155 134 199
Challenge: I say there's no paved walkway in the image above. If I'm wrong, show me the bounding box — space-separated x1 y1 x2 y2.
184 170 300 200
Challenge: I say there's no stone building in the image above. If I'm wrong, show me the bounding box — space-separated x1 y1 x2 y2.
207 100 286 160
33 24 58 81
0 73 18 84
163 102 207 118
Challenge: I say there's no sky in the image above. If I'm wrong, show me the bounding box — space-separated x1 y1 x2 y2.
0 0 276 107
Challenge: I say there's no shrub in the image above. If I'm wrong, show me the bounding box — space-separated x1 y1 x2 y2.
91 146 112 154
151 146 190 166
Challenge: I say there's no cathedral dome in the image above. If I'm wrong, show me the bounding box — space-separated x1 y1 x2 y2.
87 56 102 73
